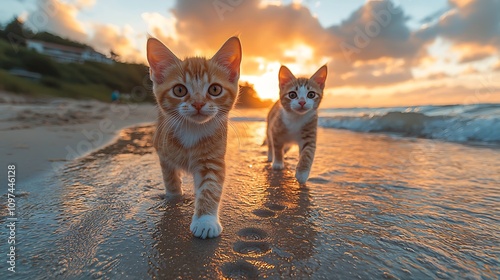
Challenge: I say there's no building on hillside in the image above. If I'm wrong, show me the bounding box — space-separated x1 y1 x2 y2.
26 39 113 64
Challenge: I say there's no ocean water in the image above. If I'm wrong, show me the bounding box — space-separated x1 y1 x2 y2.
318 103 500 145
1 111 498 279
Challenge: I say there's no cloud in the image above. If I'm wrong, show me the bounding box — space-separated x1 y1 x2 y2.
493 61 500 72
441 0 500 46
169 0 327 61
333 58 413 87
457 45 496 63
141 12 193 59
420 8 448 24
74 0 96 10
419 0 500 63
325 0 427 63
26 0 87 42
320 0 435 88
322 81 500 108
460 65 480 75
423 72 452 80
89 24 142 63
391 84 500 105
339 69 413 88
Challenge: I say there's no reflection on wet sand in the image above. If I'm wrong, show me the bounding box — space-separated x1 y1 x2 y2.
260 166 317 276
150 197 222 278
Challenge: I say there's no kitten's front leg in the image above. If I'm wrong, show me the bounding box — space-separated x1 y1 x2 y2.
295 139 316 184
266 133 273 162
190 162 224 239
272 139 285 170
159 159 183 197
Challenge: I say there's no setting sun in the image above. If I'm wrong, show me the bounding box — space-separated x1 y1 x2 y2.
240 44 328 101
241 61 281 101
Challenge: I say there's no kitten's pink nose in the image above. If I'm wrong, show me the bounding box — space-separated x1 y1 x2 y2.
192 101 205 111
299 100 306 107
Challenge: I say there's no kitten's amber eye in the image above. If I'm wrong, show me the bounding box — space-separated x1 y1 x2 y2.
288 91 297 99
307 91 316 99
172 84 187 97
208 84 223 96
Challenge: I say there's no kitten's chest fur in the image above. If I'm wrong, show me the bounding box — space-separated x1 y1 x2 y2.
279 108 317 141
173 121 218 148
154 113 227 170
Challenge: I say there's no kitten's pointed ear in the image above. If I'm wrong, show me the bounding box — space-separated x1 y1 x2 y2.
279 65 296 90
310 65 328 90
212 37 242 83
147 38 179 84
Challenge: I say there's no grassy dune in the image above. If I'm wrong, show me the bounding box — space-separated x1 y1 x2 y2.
0 39 152 102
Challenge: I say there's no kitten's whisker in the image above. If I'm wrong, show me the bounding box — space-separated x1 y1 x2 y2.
221 108 249 149
156 121 171 148
155 112 184 148
158 119 172 147
153 116 169 147
168 114 184 146
227 119 243 150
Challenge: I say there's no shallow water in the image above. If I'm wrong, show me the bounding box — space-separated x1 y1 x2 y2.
1 120 499 279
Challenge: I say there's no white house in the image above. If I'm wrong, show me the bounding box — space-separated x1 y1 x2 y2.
26 40 113 64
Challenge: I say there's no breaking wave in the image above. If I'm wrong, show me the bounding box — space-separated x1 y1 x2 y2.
318 104 500 144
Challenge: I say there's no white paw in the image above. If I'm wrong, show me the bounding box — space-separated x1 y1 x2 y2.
272 161 284 170
190 214 222 239
295 170 310 184
165 190 183 198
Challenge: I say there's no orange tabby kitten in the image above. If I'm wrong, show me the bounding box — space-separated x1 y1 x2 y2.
147 37 241 239
266 65 327 184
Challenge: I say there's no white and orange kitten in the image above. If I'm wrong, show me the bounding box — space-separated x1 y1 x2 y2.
266 65 327 184
146 37 242 239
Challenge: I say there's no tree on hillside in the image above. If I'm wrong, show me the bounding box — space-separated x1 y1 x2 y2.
4 18 24 37
110 50 119 61
1 17 30 47
237 82 273 108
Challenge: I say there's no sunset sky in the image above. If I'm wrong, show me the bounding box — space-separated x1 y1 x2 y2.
2 0 500 108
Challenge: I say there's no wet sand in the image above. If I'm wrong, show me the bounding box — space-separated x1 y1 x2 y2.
1 113 498 279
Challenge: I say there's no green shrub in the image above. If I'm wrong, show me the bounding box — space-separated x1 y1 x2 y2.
41 76 61 88
21 50 60 77
4 81 23 93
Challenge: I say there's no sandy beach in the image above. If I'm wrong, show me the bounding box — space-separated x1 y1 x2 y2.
0 97 498 279
0 92 157 181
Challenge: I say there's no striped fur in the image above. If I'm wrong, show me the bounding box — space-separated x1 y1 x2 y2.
266 65 327 184
147 37 241 239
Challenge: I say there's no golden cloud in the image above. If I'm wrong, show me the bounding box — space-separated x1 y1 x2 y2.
27 0 87 42
89 23 142 63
